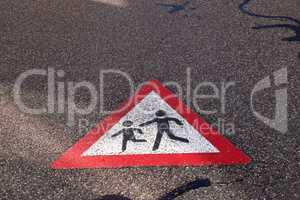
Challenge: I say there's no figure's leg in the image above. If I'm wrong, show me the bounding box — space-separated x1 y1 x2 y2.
167 130 189 143
122 138 128 152
153 131 163 151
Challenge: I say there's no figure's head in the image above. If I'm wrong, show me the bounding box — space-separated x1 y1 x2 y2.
122 120 133 127
155 110 166 117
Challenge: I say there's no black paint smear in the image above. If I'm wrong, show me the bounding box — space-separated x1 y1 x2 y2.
239 0 300 55
156 1 191 14
158 178 211 200
95 195 132 200
97 179 211 200
239 0 300 24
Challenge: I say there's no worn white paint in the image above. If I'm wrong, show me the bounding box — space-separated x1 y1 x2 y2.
82 91 219 156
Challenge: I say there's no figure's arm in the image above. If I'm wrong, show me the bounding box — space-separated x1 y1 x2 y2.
133 128 144 135
168 117 183 125
111 130 123 137
139 119 156 127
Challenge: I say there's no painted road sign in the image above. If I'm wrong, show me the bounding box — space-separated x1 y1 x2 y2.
51 80 250 169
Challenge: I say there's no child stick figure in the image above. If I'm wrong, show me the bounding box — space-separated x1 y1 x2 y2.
111 120 147 152
140 110 189 151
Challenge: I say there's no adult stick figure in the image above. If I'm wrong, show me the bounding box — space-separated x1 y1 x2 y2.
140 110 189 151
111 120 147 152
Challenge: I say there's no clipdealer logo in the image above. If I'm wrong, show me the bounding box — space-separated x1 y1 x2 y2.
251 68 288 133
12 67 289 133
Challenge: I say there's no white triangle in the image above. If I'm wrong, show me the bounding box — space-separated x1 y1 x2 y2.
82 91 219 156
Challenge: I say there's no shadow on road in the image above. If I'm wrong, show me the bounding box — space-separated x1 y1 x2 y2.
158 178 211 200
96 178 211 200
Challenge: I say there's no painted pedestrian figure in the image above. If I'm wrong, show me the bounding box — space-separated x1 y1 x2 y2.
111 120 146 152
140 110 189 151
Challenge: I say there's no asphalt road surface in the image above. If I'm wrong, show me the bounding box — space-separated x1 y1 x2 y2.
0 0 299 199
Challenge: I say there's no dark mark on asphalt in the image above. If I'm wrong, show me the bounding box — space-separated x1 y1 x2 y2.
96 178 246 199
158 178 211 200
156 1 199 20
156 1 191 14
96 195 131 200
239 0 300 57
97 178 211 200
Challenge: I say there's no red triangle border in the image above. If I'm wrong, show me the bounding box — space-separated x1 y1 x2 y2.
51 80 251 169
